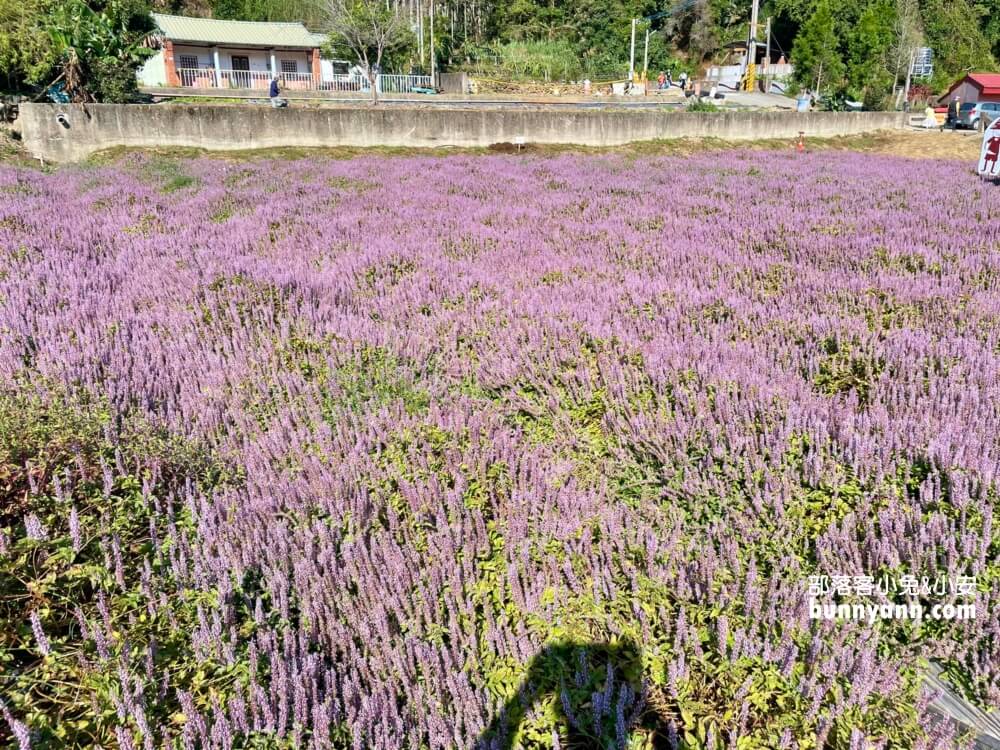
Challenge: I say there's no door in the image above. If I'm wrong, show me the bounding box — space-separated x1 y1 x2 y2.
230 55 250 88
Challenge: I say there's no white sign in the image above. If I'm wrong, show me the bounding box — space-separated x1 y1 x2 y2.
911 47 933 78
978 117 1000 178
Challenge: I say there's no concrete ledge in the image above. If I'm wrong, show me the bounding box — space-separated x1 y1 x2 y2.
16 102 908 162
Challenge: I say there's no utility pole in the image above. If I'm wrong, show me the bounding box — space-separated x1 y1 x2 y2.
430 0 435 84
901 47 914 111
643 28 650 83
629 18 637 83
764 16 771 93
418 0 424 67
744 0 759 91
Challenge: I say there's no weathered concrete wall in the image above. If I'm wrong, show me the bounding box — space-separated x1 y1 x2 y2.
437 73 469 94
15 102 907 162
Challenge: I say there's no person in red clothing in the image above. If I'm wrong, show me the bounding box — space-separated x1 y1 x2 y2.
982 135 1000 175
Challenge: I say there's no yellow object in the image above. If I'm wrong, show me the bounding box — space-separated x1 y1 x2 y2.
743 62 756 92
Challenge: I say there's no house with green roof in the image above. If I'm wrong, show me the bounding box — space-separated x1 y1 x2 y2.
138 13 352 91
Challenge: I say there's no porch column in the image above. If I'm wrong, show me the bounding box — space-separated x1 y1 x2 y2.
310 48 321 88
270 51 277 77
212 47 222 88
164 39 180 86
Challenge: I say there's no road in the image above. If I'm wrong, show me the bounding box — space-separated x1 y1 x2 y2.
147 93 689 109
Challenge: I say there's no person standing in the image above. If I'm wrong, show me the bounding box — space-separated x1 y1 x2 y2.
657 71 666 90
269 76 287 108
922 103 938 129
943 96 960 131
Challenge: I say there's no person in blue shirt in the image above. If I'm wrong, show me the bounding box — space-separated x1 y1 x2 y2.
269 77 287 108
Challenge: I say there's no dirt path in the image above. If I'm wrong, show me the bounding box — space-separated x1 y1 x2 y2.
795 129 983 160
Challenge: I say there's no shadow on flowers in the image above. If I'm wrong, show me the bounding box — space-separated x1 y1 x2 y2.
478 636 660 750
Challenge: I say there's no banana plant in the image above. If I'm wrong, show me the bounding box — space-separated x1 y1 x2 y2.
44 0 154 101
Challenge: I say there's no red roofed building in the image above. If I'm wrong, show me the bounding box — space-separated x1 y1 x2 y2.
940 72 1000 103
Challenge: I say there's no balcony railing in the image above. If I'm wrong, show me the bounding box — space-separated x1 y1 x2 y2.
221 69 272 89
177 67 219 88
174 68 434 95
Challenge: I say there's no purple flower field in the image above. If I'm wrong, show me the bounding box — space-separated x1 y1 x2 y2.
0 149 998 750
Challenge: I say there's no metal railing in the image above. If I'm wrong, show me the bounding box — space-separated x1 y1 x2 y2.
279 72 315 90
377 74 432 93
220 69 272 89
174 68 435 94
319 74 370 92
177 67 219 88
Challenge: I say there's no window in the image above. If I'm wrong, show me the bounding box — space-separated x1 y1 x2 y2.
231 56 250 71
178 55 199 70
280 59 298 74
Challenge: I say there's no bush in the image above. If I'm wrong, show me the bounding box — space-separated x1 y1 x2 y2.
687 98 719 112
464 39 583 81
88 56 141 103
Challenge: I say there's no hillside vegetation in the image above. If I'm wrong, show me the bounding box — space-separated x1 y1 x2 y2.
2 0 998 103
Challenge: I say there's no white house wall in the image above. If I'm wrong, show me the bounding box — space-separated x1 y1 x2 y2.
216 48 310 74
271 50 310 75
137 50 167 87
170 44 309 74
219 47 272 72
172 45 212 69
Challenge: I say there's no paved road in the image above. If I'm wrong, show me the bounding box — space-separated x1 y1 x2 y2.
367 98 694 109
148 93 689 109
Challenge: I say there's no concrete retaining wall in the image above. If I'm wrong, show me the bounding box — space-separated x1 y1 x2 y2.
15 102 907 162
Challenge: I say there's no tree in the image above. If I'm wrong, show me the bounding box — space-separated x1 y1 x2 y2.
983 0 1000 61
0 0 154 100
44 0 156 102
791 0 845 94
662 0 719 64
211 0 324 27
919 0 994 89
847 0 897 107
325 0 413 103
687 0 718 62
887 0 923 107
0 0 60 92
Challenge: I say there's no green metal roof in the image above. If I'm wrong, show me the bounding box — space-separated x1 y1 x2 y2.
152 13 324 48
